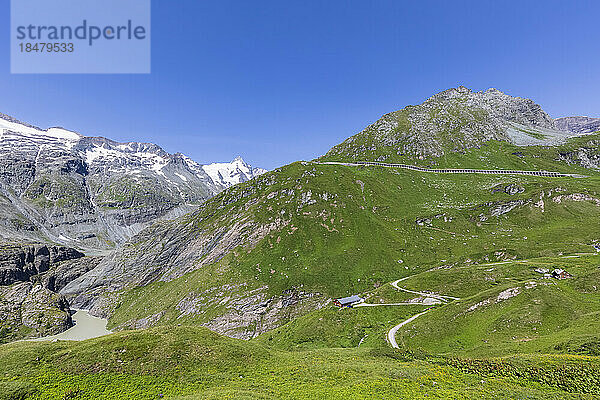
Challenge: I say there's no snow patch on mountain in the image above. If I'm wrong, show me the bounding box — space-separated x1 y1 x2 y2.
0 114 81 142
1 112 266 190
202 156 268 187
0 112 268 251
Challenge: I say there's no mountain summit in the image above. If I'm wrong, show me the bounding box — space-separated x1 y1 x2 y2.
202 156 268 187
325 87 596 162
0 113 265 252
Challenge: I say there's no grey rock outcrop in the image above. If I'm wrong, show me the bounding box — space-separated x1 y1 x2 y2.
198 289 327 339
556 139 600 170
41 256 103 292
0 241 98 342
492 184 525 195
0 281 72 342
555 116 600 134
0 242 84 286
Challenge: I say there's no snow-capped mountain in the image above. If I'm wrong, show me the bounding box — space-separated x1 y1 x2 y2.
0 113 266 252
202 156 268 187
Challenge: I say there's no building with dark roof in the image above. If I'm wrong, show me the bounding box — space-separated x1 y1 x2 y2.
333 295 364 308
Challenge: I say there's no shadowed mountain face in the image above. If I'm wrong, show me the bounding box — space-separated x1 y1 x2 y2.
58 87 600 340
0 114 266 253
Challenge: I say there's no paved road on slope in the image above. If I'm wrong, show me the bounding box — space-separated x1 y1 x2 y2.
391 278 460 302
355 300 439 307
383 254 592 348
318 161 585 178
387 310 431 349
385 277 460 349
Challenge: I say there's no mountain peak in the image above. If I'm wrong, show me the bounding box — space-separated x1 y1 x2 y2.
324 87 587 162
0 111 267 251
429 85 472 101
0 112 41 130
484 87 504 95
201 157 266 188
429 86 512 103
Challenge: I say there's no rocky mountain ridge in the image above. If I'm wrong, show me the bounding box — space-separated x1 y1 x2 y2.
0 242 83 286
325 87 596 162
0 113 266 252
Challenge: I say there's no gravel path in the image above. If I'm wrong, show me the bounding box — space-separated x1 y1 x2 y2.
387 311 431 349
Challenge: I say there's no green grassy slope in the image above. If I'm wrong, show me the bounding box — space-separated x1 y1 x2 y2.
257 254 600 356
394 255 600 358
255 303 428 350
48 134 599 399
323 133 600 172
0 326 598 399
4 90 600 398
106 155 600 334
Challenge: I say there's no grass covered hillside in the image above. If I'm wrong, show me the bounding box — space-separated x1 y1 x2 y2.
0 325 598 399
393 254 600 358
256 254 600 356
59 87 600 342
2 255 599 398
324 132 600 173
2 86 600 398
61 145 600 340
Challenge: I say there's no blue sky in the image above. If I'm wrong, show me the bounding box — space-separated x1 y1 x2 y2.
0 0 598 170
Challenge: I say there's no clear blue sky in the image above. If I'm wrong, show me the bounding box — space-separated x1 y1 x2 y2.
1 0 598 170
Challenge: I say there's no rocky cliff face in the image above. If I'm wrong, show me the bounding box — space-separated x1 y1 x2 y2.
59 168 333 338
41 256 103 293
555 116 600 134
325 87 589 161
0 241 88 342
0 281 72 343
0 113 266 252
61 183 293 312
0 242 84 285
556 138 600 170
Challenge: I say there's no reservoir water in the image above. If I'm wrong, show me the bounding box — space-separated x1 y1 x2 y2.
30 309 112 341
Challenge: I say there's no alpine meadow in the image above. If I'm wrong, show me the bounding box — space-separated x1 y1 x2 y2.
1 85 599 399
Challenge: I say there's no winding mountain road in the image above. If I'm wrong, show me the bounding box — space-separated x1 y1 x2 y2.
384 277 460 349
383 254 590 348
356 302 422 307
390 278 460 302
318 161 585 178
387 310 431 349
